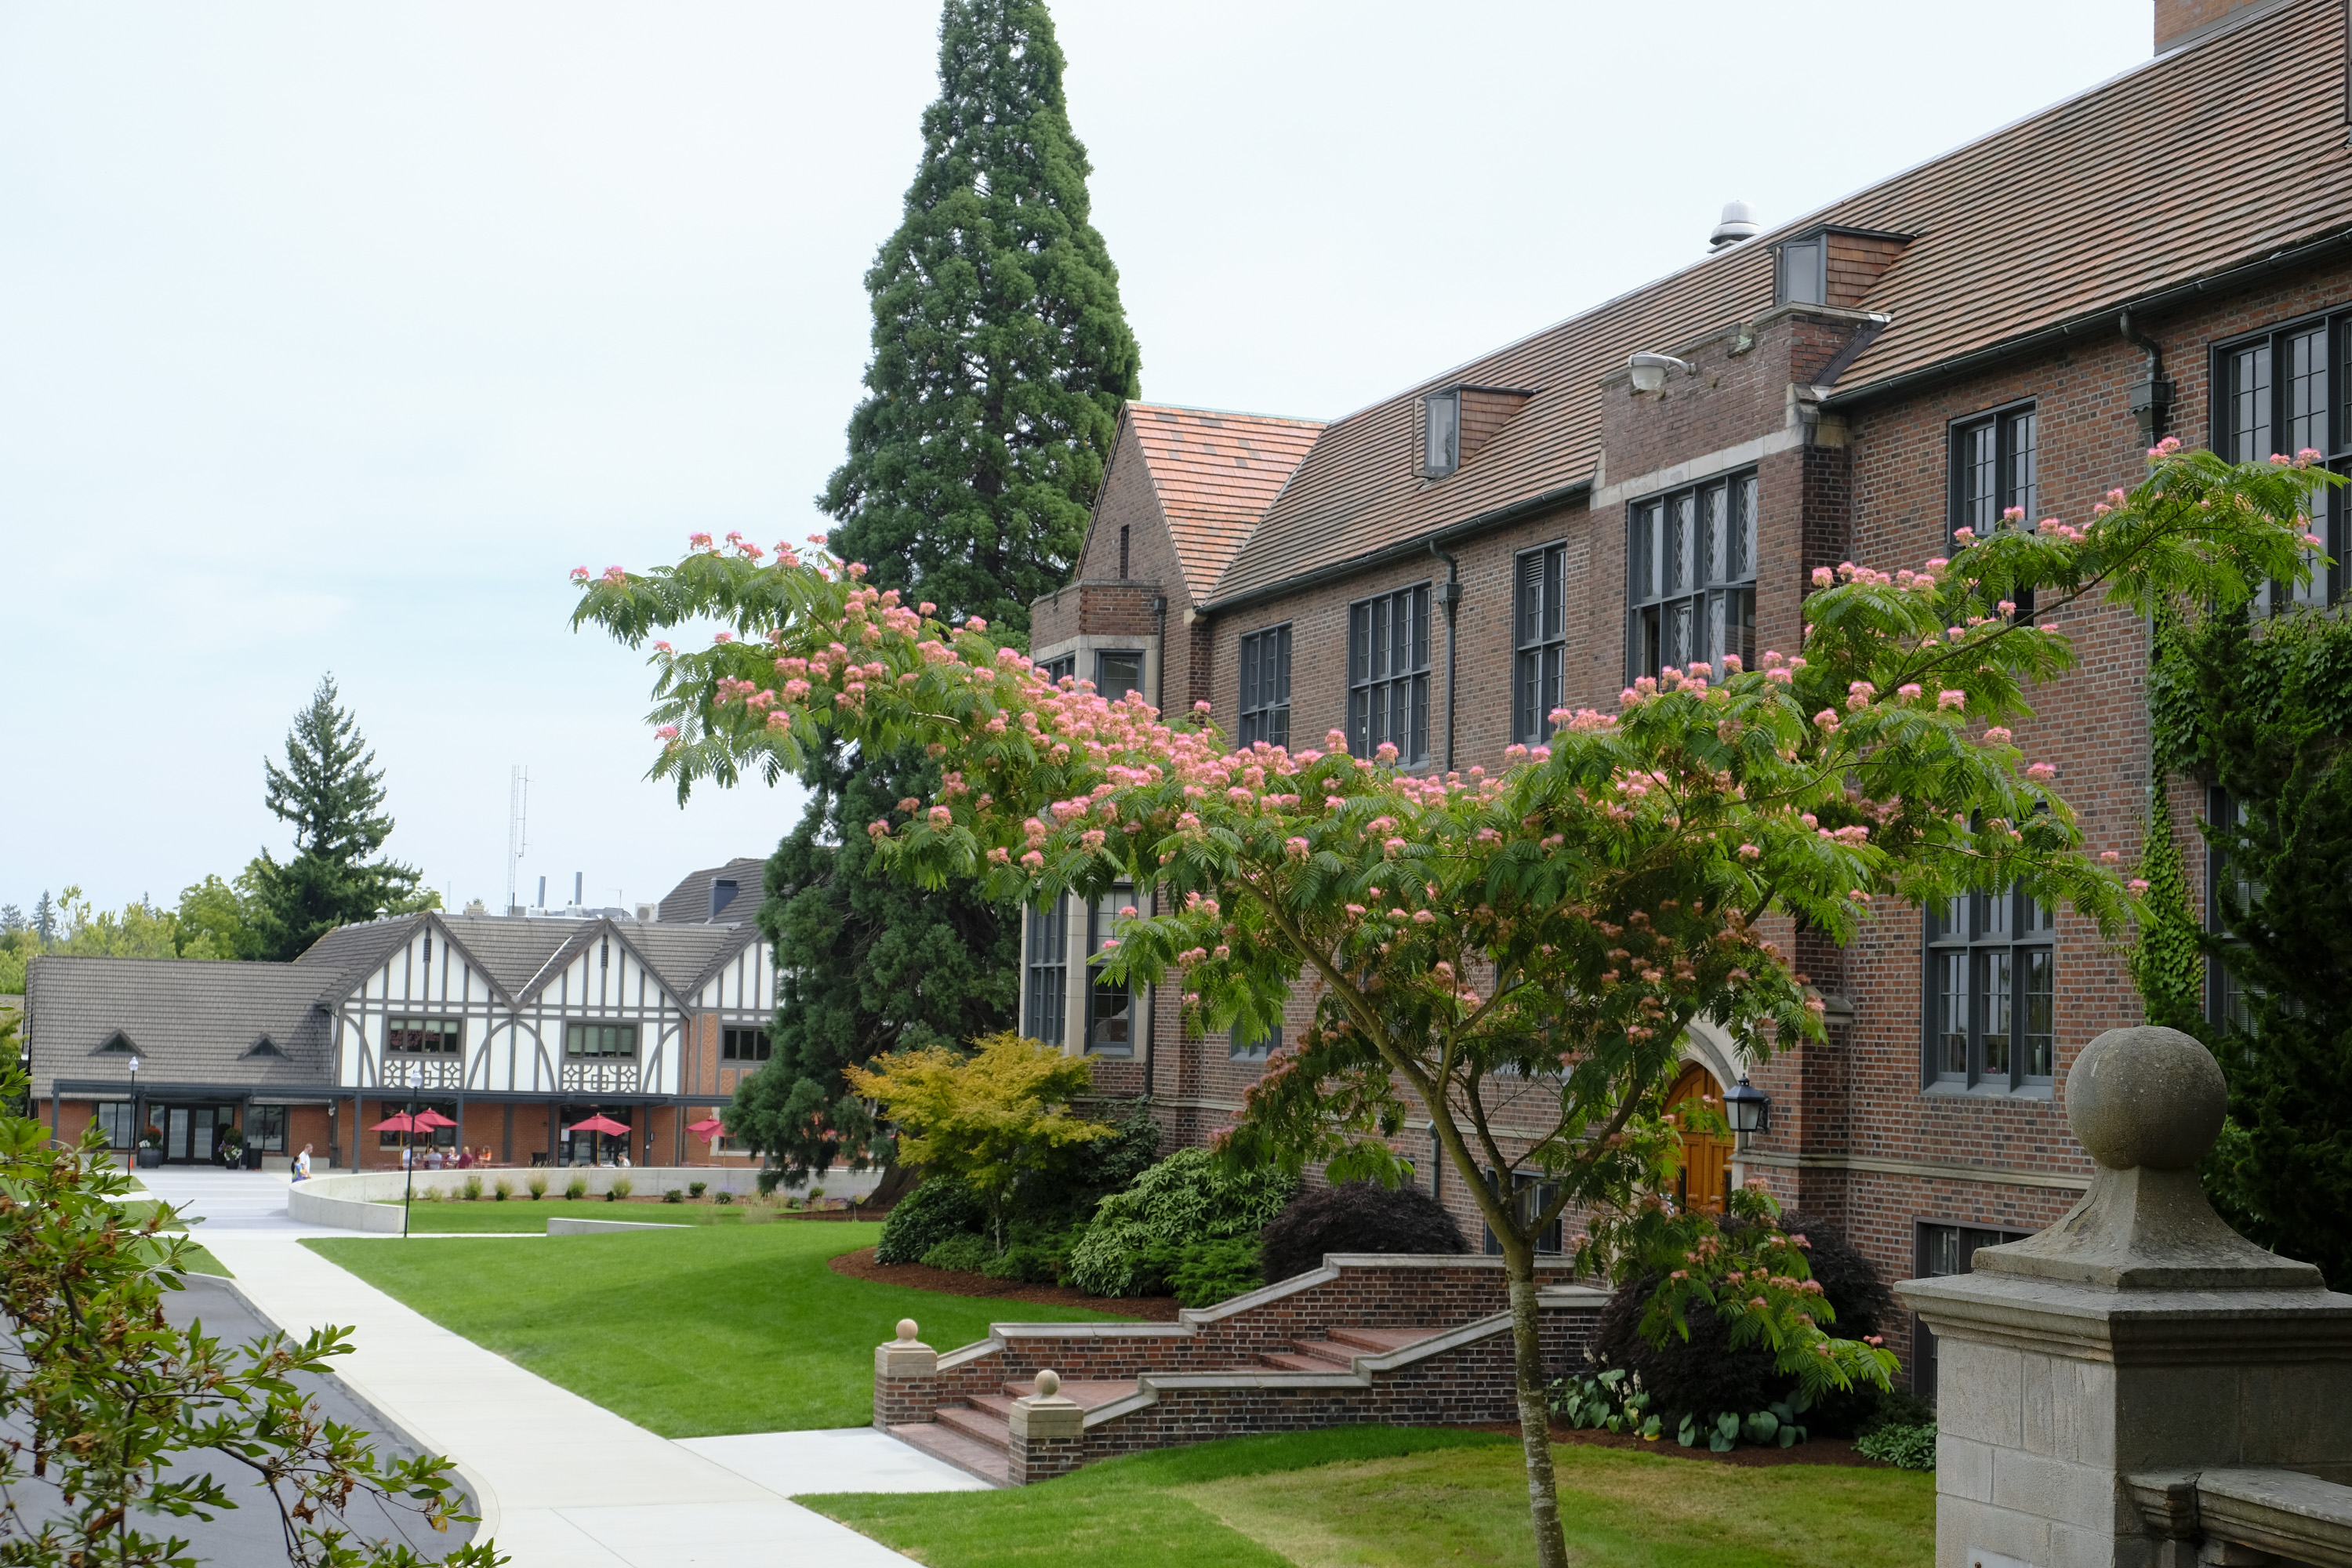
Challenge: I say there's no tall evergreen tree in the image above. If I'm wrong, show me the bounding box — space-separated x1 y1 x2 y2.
732 0 1141 1173
2147 601 2352 1283
245 676 432 960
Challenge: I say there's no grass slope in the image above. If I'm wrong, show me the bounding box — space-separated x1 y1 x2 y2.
303 1221 1123 1436
808 1429 1933 1568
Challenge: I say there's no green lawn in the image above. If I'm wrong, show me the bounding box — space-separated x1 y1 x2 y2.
303 1220 1127 1436
807 1428 1933 1568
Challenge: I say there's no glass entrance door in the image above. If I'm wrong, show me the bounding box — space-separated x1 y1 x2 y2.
161 1105 231 1163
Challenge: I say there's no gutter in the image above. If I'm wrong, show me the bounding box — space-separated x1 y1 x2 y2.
1823 223 2352 412
1200 480 1592 619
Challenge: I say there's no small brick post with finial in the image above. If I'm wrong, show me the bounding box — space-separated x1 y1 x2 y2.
873 1318 940 1432
1007 1367 1085 1484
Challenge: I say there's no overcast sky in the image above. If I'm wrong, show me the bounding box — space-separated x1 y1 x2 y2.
0 0 2152 918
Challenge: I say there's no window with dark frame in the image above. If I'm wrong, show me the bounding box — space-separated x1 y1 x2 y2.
2216 310 2349 612
386 1018 463 1054
1950 402 2039 544
1231 1018 1279 1062
1025 895 1069 1045
1626 470 1757 684
94 1102 135 1149
2205 789 2260 1033
1925 885 2056 1091
1041 653 1076 686
1421 390 1460 478
1348 585 1430 763
1481 1171 1563 1256
1087 884 1135 1056
245 1105 289 1153
721 1026 772 1062
564 1022 637 1058
1774 237 1824 307
1094 649 1144 704
1514 542 1566 745
1237 625 1292 749
1912 1221 2029 1400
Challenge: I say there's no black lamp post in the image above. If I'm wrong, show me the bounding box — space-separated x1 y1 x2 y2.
128 1054 141 1168
1723 1075 1773 1138
401 1060 422 1238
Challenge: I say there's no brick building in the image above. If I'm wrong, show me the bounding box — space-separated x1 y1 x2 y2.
1021 0 2352 1390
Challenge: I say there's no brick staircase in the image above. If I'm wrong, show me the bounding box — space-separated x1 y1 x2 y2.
875 1254 1606 1486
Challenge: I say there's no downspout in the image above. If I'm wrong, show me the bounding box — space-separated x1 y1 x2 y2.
2120 311 2173 442
1429 541 1462 771
1145 593 1168 1102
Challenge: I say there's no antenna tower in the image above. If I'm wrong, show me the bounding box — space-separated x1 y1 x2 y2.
506 765 530 915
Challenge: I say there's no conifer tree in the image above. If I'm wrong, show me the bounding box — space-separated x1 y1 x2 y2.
734 0 1140 1173
245 676 432 960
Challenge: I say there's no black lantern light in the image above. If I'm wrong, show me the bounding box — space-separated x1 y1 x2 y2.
1723 1075 1772 1137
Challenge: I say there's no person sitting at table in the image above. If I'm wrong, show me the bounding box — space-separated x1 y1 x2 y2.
456 1147 473 1170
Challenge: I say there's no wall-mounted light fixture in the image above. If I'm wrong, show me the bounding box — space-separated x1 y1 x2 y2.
1628 353 1693 394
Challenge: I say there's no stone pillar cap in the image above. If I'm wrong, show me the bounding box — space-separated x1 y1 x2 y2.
1973 1026 2322 1292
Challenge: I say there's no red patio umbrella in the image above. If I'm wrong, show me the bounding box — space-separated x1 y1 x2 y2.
413 1109 457 1129
686 1117 725 1137
568 1114 630 1136
371 1112 418 1133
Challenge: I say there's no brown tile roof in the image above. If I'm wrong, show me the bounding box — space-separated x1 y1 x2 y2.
1210 0 2350 604
1120 403 1325 598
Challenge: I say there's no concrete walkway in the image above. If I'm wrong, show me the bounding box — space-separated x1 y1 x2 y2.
140 1167 986 1567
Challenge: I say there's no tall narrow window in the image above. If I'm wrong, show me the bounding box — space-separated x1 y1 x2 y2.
1118 524 1131 579
1421 390 1460 477
1348 585 1430 763
1924 885 2056 1091
2220 314 2344 611
1950 405 2038 542
2205 789 2262 1033
1627 470 1755 684
1087 884 1134 1056
1513 542 1567 745
1094 650 1144 703
1025 895 1068 1046
1775 238 1824 306
1237 624 1291 749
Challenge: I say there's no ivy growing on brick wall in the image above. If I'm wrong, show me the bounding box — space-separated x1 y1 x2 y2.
2146 599 2352 1283
2127 786 2203 1036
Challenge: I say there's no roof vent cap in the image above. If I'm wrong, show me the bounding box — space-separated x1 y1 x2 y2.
1710 200 1761 252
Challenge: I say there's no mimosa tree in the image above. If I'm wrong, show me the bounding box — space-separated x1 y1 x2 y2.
574 442 2325 1567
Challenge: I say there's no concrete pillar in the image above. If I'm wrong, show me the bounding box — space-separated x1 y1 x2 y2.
873 1319 940 1433
1007 1369 1084 1485
1896 1025 2352 1568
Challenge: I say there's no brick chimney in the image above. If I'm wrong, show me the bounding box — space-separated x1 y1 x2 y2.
2155 0 2282 53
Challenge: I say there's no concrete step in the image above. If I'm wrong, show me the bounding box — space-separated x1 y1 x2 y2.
1327 1325 1439 1354
889 1421 1008 1488
935 1403 1012 1450
1259 1348 1353 1371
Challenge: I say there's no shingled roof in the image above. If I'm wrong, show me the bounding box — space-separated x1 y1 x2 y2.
655 858 766 925
27 956 333 1098
1118 403 1326 599
1210 0 2350 604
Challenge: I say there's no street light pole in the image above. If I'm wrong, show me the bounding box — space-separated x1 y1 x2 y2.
401 1062 421 1238
128 1055 140 1169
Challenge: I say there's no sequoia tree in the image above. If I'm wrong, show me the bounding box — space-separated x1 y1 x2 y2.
578 441 2321 1568
728 0 1141 1173
245 676 431 961
2146 589 2352 1283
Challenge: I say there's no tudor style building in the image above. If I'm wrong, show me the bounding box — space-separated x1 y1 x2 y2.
25 860 779 1171
1021 0 2352 1390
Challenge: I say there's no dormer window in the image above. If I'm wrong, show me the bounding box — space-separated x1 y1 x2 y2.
95 1032 135 1055
1775 237 1824 307
1420 390 1460 478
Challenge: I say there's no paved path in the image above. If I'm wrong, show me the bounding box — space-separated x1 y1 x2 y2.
140 1168 985 1567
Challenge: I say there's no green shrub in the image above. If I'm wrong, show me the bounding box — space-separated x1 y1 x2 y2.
1855 1421 1937 1470
1065 1149 1298 1298
920 1232 993 1274
688 1181 708 1199
460 1174 484 1203
978 1221 1076 1284
1552 1369 1659 1440
1259 1181 1466 1283
1163 1236 1263 1307
875 1176 988 1265
526 1174 546 1200
713 1189 735 1205
662 1189 684 1203
493 1179 513 1202
564 1177 588 1201
611 1178 633 1201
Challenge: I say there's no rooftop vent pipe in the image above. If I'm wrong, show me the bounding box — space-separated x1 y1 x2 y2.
1710 200 1761 252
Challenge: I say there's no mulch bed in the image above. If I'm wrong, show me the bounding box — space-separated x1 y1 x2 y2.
828 1246 1182 1320
1470 1423 1889 1467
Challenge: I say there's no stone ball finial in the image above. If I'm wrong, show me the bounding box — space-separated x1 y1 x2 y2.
1034 1368 1061 1399
896 1319 919 1343
2065 1025 2227 1171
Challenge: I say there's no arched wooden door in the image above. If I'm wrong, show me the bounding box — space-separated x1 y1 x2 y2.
1667 1065 1733 1215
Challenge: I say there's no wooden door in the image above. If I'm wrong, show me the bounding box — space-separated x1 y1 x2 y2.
1666 1065 1732 1215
